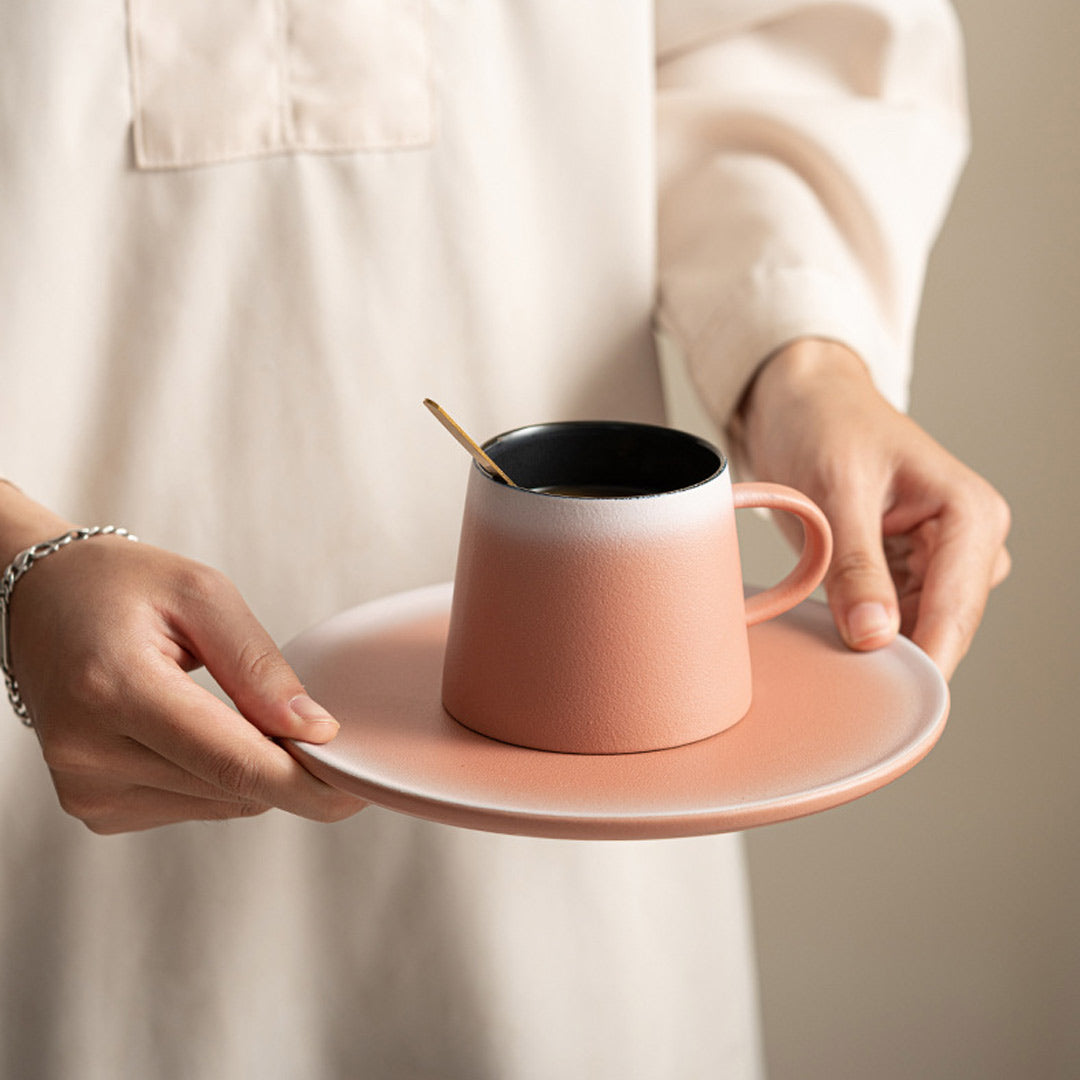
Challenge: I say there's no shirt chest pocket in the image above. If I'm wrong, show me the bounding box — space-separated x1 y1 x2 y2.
126 0 433 169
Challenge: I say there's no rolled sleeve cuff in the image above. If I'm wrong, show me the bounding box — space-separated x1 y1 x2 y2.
668 264 910 434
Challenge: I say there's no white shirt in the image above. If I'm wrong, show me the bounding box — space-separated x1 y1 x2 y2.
0 2 966 1076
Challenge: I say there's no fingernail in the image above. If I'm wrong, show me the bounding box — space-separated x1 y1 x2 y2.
289 694 339 732
845 602 895 646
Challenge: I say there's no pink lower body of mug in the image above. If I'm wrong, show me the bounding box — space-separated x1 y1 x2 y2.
441 512 752 754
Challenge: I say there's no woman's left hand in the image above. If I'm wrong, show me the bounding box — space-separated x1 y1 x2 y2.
733 338 1011 680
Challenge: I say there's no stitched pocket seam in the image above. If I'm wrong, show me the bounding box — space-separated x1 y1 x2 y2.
127 0 434 171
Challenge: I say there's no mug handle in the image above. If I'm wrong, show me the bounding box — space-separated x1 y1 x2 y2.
733 482 833 627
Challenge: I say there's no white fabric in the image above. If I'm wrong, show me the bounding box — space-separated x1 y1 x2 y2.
0 2 967 1076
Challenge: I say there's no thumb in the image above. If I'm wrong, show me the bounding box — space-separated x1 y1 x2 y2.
823 506 901 653
172 568 341 744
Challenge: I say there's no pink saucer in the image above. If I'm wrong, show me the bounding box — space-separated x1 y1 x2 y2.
284 583 948 841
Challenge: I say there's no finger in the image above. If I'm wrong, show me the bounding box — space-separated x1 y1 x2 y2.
49 734 274 804
991 545 1012 588
166 567 340 744
821 495 901 652
909 515 1002 680
56 778 273 835
133 657 365 822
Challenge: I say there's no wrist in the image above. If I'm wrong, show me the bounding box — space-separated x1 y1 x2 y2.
743 339 870 418
2 523 140 726
730 340 872 459
0 481 76 567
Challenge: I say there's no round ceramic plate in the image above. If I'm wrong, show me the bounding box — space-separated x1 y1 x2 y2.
284 582 949 841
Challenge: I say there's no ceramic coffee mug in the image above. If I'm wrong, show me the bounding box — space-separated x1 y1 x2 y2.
441 421 832 754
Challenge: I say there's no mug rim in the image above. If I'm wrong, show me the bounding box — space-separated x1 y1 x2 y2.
480 419 727 499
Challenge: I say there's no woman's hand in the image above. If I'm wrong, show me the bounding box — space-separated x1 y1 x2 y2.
734 339 1011 680
4 507 365 834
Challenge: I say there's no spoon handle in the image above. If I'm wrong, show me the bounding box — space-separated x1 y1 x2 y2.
423 399 518 487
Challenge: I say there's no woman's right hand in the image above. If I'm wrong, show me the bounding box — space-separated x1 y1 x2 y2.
3 500 365 834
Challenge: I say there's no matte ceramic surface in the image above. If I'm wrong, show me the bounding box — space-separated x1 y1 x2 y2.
285 583 950 841
442 422 832 754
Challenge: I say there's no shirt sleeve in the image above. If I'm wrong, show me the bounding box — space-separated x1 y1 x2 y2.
655 0 970 422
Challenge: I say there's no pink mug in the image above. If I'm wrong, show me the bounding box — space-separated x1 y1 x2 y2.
442 421 832 754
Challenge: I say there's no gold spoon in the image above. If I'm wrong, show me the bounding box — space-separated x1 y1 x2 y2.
423 399 518 487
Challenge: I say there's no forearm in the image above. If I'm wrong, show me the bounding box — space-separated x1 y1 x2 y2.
656 0 970 426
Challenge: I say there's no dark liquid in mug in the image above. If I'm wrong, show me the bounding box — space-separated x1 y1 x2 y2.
532 484 657 498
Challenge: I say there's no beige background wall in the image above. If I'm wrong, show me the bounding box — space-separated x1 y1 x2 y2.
734 2 1080 1077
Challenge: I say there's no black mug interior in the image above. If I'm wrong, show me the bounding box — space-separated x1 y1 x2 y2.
482 421 724 496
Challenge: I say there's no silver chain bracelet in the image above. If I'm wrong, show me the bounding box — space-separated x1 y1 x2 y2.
1 526 139 726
